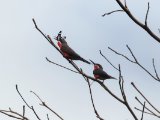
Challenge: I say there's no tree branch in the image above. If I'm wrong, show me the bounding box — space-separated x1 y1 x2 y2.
112 0 160 43
81 71 104 120
145 2 150 26
109 45 160 82
134 107 155 116
0 108 29 120
132 82 160 114
152 58 159 80
102 9 123 16
118 65 138 120
135 97 156 116
46 57 79 74
108 46 135 63
30 91 64 120
141 102 146 120
99 50 119 71
16 85 41 120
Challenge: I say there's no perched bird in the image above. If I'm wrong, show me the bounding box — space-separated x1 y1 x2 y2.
55 31 90 64
90 60 116 81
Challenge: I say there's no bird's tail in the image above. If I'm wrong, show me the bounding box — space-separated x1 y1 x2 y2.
80 57 90 64
110 76 118 80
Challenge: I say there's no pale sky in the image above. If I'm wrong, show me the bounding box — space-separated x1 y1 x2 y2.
0 0 160 120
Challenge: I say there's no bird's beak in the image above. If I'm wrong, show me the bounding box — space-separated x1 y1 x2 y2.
53 36 58 40
89 59 96 65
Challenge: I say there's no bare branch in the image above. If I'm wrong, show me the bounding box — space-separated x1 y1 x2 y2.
126 45 138 63
0 108 29 120
134 107 155 116
32 19 64 57
16 85 31 109
47 114 50 120
118 65 138 120
102 10 123 17
109 45 160 82
46 57 79 74
0 111 22 120
22 105 25 119
124 0 127 8
152 58 159 79
16 85 41 120
30 91 64 120
141 102 146 120
108 47 135 63
99 50 119 71
118 65 125 99
135 97 155 116
82 74 104 120
114 0 160 43
132 82 160 114
32 19 51 44
145 2 150 26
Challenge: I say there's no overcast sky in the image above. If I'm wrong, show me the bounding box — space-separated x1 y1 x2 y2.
0 0 160 120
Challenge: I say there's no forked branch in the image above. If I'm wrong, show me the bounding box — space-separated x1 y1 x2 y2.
30 91 64 120
16 85 41 120
132 82 160 115
103 0 160 43
109 45 160 82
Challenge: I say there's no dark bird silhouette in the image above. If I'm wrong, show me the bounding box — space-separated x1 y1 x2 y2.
90 60 116 81
55 31 90 64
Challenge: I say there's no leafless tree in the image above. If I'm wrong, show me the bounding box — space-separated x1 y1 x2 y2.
0 1 159 120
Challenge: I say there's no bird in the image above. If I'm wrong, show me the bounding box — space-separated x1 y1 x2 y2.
90 60 117 82
55 31 90 64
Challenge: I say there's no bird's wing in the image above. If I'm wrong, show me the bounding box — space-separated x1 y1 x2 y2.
61 44 81 59
93 69 111 79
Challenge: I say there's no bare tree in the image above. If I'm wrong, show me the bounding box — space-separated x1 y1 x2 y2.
0 1 159 120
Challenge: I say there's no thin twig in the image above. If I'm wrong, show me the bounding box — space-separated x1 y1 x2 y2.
132 83 160 114
118 65 138 120
22 105 25 119
134 107 155 116
99 50 119 71
135 97 155 116
141 102 146 120
30 91 64 120
16 85 31 109
124 0 127 8
47 114 50 120
0 111 22 120
108 47 135 63
152 58 159 80
0 109 29 120
16 85 41 120
46 57 79 74
126 45 138 63
102 10 123 17
109 45 160 82
80 69 104 120
145 2 150 26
